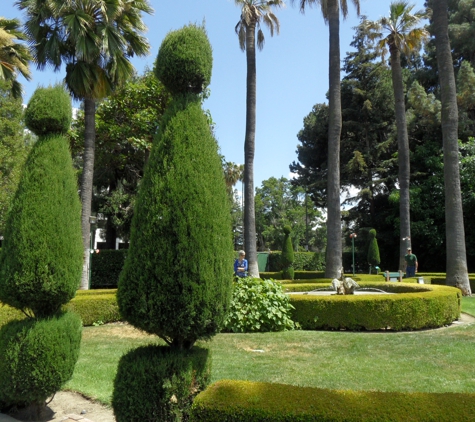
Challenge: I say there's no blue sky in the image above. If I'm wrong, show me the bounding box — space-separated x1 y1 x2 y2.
2 0 426 189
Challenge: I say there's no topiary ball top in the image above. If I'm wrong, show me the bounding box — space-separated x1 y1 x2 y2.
155 24 212 96
283 225 291 235
25 85 72 136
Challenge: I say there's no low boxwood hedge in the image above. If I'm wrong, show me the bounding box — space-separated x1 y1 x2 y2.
289 283 461 331
190 380 475 422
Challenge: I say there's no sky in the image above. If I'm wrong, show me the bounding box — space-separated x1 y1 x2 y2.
2 0 427 190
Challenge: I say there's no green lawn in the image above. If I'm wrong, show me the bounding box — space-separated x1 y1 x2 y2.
65 297 475 406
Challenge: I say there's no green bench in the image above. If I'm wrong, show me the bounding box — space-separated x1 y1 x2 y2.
383 270 404 282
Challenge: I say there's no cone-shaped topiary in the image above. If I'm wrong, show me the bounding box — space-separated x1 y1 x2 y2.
118 25 233 351
281 225 294 280
155 24 212 95
367 228 381 274
24 85 72 136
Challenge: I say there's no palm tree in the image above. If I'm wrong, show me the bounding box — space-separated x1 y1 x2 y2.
234 0 284 277
432 0 471 295
0 17 31 99
292 0 359 278
223 161 244 196
17 0 152 289
364 1 428 271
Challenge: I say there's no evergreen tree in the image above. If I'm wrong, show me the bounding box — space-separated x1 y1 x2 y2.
281 225 295 280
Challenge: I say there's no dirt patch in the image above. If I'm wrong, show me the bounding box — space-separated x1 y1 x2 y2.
4 391 115 422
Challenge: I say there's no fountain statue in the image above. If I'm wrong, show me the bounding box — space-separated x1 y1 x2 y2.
331 277 359 295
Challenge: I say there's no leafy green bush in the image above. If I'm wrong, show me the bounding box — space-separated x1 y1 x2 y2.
191 380 475 422
155 24 212 95
268 251 324 272
24 85 72 136
91 250 127 289
223 277 296 333
281 226 294 280
0 311 82 409
113 345 211 422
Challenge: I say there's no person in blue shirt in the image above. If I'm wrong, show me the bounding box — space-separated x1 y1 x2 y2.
234 250 248 277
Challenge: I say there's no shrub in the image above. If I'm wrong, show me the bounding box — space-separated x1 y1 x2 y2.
113 345 211 422
0 311 82 410
91 250 127 289
0 132 83 317
267 251 324 272
24 85 72 136
155 24 212 95
367 229 380 273
223 277 296 333
281 226 294 280
118 25 233 350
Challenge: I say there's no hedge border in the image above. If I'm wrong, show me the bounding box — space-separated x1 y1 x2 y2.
288 283 461 331
190 380 475 422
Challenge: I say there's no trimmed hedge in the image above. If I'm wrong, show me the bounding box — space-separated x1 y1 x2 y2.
260 271 326 280
190 380 475 422
267 252 324 272
289 283 461 331
91 250 127 289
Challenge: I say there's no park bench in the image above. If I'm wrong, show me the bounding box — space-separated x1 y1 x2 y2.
384 270 404 282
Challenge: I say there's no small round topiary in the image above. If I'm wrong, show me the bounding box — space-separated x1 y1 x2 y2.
112 345 211 422
0 311 82 409
155 24 212 95
24 85 72 136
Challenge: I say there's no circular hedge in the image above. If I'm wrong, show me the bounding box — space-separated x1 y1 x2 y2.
288 283 461 331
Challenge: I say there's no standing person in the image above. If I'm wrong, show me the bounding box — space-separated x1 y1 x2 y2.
405 247 418 277
234 250 248 278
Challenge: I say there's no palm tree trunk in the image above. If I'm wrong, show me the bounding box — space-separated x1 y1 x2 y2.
79 97 96 289
389 46 411 271
325 0 343 278
433 0 471 295
244 21 259 277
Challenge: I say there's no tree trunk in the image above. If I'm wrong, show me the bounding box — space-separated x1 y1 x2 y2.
325 0 343 278
389 46 411 271
433 0 471 295
243 21 259 278
79 98 96 290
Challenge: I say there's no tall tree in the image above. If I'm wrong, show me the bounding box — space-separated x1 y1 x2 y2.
18 0 153 289
234 0 284 277
292 0 360 278
432 0 472 295
364 1 428 270
0 17 31 99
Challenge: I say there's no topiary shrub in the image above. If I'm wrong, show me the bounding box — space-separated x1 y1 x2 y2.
115 24 232 420
0 311 82 411
0 85 83 418
367 229 380 274
24 85 72 136
112 345 211 422
223 277 296 333
155 24 212 95
281 226 295 280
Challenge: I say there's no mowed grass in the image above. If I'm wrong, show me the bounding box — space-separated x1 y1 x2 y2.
65 297 475 406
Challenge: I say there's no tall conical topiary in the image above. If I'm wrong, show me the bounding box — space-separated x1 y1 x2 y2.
281 225 295 280
114 24 233 421
118 24 233 350
367 228 381 274
0 85 83 416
